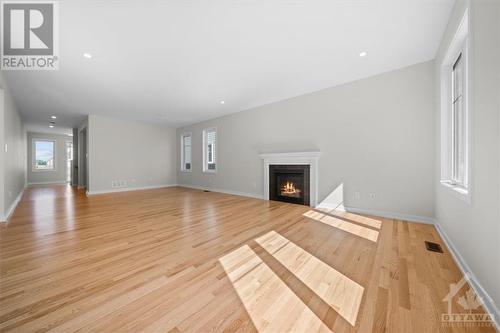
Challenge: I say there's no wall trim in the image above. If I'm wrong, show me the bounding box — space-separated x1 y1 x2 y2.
342 206 436 225
86 184 178 196
27 181 68 186
178 184 264 200
435 223 500 329
1 186 25 223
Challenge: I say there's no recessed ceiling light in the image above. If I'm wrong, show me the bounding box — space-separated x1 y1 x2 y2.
49 125 54 128
220 100 225 104
359 51 367 57
83 53 92 59
51 115 57 119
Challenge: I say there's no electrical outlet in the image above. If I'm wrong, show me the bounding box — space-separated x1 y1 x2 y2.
112 180 127 188
354 191 360 200
369 193 376 199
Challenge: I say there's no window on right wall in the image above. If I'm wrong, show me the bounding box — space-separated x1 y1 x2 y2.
451 54 466 187
440 9 470 202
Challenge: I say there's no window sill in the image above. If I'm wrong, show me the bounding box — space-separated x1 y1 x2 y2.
203 170 217 174
32 169 57 172
440 181 471 204
180 169 192 173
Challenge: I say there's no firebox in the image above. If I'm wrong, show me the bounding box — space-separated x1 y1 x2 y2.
269 165 310 206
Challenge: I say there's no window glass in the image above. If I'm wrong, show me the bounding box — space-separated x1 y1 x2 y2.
34 140 55 170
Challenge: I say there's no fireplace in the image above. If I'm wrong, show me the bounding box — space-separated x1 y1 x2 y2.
269 165 310 205
260 151 320 206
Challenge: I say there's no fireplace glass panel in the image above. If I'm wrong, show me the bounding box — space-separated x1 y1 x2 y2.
276 174 303 199
269 165 310 206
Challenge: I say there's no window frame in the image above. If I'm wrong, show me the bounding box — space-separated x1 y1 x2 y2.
66 141 73 183
450 53 466 187
32 138 57 172
202 127 217 173
439 9 471 203
180 132 192 172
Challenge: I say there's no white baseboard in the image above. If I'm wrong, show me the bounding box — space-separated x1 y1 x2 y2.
86 184 178 196
178 184 264 200
342 206 436 224
1 186 25 223
27 181 68 186
435 223 500 329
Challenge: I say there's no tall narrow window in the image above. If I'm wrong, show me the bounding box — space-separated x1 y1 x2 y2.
66 141 73 182
203 128 217 172
33 140 56 170
451 54 466 187
440 9 469 202
181 133 192 171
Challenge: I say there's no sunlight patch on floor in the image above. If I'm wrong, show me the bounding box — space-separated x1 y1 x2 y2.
219 244 332 333
315 206 382 230
256 231 364 326
304 210 379 242
316 182 382 230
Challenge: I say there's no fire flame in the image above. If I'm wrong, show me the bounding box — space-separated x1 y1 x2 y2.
282 181 299 195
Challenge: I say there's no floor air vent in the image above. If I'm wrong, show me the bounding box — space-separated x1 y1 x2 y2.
203 190 210 192
425 241 443 253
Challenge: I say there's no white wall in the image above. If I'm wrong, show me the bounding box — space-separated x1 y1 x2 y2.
88 114 177 193
177 61 436 219
434 0 500 316
4 89 25 211
27 132 71 185
0 87 5 220
0 72 26 221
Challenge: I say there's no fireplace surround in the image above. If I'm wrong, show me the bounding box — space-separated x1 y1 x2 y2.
259 151 321 207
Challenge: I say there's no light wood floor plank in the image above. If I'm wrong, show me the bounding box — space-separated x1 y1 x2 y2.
0 185 495 332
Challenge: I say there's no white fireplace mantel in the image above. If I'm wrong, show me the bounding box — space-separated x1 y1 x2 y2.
259 151 321 207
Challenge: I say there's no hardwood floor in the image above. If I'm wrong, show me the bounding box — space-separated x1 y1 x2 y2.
0 185 495 332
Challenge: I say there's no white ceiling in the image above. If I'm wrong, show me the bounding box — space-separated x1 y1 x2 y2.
4 0 454 129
